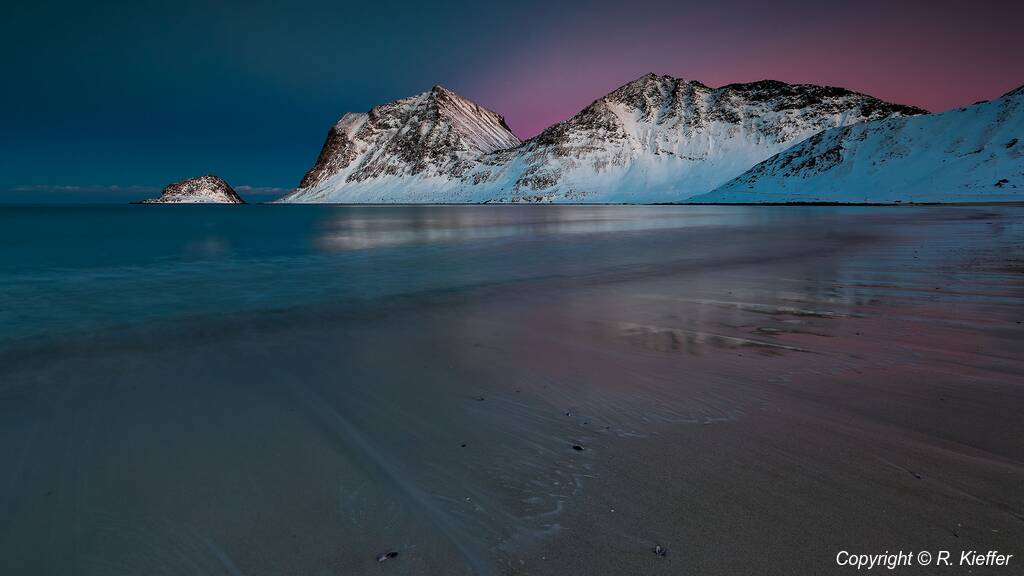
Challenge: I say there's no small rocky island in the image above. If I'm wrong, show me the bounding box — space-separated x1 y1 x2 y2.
142 175 245 204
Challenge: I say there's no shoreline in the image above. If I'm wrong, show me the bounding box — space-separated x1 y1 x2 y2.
1 204 1020 574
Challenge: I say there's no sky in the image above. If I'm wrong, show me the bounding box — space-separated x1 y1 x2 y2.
2 0 1022 202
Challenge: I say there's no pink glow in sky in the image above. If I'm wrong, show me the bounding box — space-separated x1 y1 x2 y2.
458 0 1024 138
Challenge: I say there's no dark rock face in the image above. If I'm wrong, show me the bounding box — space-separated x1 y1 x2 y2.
283 86 521 200
143 175 245 204
299 125 360 189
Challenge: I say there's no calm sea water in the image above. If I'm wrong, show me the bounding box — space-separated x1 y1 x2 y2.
1 205 1021 574
0 204 912 344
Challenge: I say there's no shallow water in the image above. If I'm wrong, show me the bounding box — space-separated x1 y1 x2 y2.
1 205 1021 574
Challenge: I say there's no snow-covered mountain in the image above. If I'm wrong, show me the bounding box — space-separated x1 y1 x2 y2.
280 74 923 203
143 175 245 204
278 86 521 203
695 85 1024 203
467 75 924 203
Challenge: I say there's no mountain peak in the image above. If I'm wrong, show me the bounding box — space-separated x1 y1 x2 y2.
638 72 667 81
721 79 791 91
426 85 486 108
715 80 927 116
282 76 929 204
616 73 690 90
598 74 708 116
288 85 521 196
492 75 927 202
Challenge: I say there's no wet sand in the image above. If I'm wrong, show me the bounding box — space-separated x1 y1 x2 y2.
0 205 1021 574
516 292 1024 575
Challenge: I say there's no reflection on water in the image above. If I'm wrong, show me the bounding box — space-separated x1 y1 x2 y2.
0 205 1021 575
0 205 869 344
311 206 736 251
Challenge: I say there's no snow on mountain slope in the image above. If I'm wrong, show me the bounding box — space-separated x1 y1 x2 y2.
279 86 521 203
280 75 922 203
695 85 1024 203
468 74 924 203
143 175 245 204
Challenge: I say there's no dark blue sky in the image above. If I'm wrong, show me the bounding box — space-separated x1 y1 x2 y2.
2 0 517 202
3 0 1022 202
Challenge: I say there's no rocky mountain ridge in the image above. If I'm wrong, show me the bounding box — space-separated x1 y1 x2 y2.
278 86 521 203
463 74 926 202
695 83 1024 203
281 74 925 203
